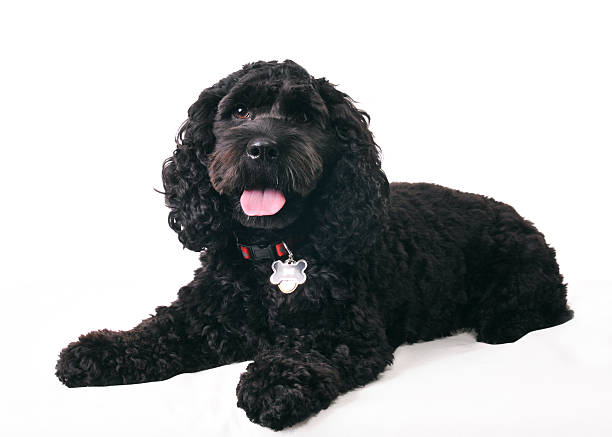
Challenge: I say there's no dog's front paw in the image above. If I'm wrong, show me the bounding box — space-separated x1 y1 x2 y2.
236 352 341 430
56 330 125 387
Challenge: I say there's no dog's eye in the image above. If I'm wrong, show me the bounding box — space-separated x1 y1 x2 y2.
233 105 250 119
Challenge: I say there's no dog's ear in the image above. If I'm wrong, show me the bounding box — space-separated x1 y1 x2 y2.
161 81 233 252
310 79 390 264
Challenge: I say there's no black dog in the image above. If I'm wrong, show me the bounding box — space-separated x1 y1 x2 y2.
56 60 573 430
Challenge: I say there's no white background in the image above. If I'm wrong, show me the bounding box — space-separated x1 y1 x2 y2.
0 1 610 436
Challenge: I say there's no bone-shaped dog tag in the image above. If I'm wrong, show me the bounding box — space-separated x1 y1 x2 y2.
270 259 308 294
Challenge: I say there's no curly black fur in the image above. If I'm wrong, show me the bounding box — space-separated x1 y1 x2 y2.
56 60 573 430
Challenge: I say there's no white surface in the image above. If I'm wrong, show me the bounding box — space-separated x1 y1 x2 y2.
1 1 611 436
1 281 610 436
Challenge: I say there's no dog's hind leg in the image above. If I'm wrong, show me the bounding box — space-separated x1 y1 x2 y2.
470 214 573 344
475 290 573 345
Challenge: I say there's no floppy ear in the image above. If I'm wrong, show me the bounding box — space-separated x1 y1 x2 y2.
310 79 390 264
161 81 233 252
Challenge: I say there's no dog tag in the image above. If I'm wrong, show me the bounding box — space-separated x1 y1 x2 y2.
269 242 307 294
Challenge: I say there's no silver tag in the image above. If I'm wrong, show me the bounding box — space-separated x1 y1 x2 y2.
270 242 307 294
270 259 308 293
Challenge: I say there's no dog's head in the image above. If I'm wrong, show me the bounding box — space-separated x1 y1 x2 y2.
162 60 388 263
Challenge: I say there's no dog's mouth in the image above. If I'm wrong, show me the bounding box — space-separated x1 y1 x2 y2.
240 188 286 216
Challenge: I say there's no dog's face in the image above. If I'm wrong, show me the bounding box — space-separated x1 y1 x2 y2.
162 60 389 259
209 68 338 229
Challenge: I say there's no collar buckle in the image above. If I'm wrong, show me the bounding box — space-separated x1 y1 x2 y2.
238 242 288 261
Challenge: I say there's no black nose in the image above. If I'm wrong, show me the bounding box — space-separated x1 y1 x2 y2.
247 139 279 160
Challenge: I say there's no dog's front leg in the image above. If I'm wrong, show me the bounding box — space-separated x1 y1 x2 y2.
236 307 393 430
56 277 253 387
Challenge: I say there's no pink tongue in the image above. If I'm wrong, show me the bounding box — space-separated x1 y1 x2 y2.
240 189 286 216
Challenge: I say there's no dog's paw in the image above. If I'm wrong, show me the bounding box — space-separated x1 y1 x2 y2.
56 330 124 387
236 352 341 430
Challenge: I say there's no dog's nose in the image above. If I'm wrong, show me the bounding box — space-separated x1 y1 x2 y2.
247 139 279 160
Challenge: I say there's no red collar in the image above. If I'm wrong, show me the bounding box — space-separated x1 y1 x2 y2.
236 234 305 261
237 241 289 260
